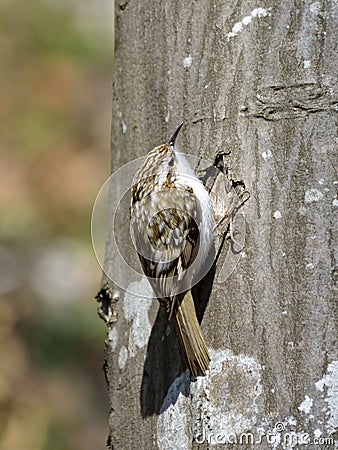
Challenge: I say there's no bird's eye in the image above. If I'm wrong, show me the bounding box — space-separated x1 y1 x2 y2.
168 158 174 167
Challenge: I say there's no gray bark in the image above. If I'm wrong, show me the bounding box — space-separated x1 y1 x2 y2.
102 1 338 449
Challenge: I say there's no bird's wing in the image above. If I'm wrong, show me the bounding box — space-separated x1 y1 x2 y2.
137 187 200 314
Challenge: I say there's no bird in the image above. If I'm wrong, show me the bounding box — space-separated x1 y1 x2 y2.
130 123 215 378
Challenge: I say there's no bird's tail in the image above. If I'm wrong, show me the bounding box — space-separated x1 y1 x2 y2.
173 290 210 378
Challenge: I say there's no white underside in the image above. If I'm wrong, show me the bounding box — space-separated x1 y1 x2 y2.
174 150 215 262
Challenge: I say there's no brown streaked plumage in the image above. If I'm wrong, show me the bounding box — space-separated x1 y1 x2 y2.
130 124 214 378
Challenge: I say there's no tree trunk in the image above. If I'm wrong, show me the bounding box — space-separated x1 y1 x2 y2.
102 1 337 448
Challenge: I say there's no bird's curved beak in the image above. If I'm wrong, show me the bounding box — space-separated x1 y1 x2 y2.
168 122 184 147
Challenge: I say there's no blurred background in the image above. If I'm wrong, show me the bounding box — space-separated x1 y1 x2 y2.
0 0 112 448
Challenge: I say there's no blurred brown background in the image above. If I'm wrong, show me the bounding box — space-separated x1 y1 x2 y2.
0 1 112 449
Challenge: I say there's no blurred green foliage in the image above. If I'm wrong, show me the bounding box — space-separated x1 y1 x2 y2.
23 304 105 370
0 1 112 449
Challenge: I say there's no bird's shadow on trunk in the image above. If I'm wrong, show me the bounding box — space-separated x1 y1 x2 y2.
140 256 216 417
